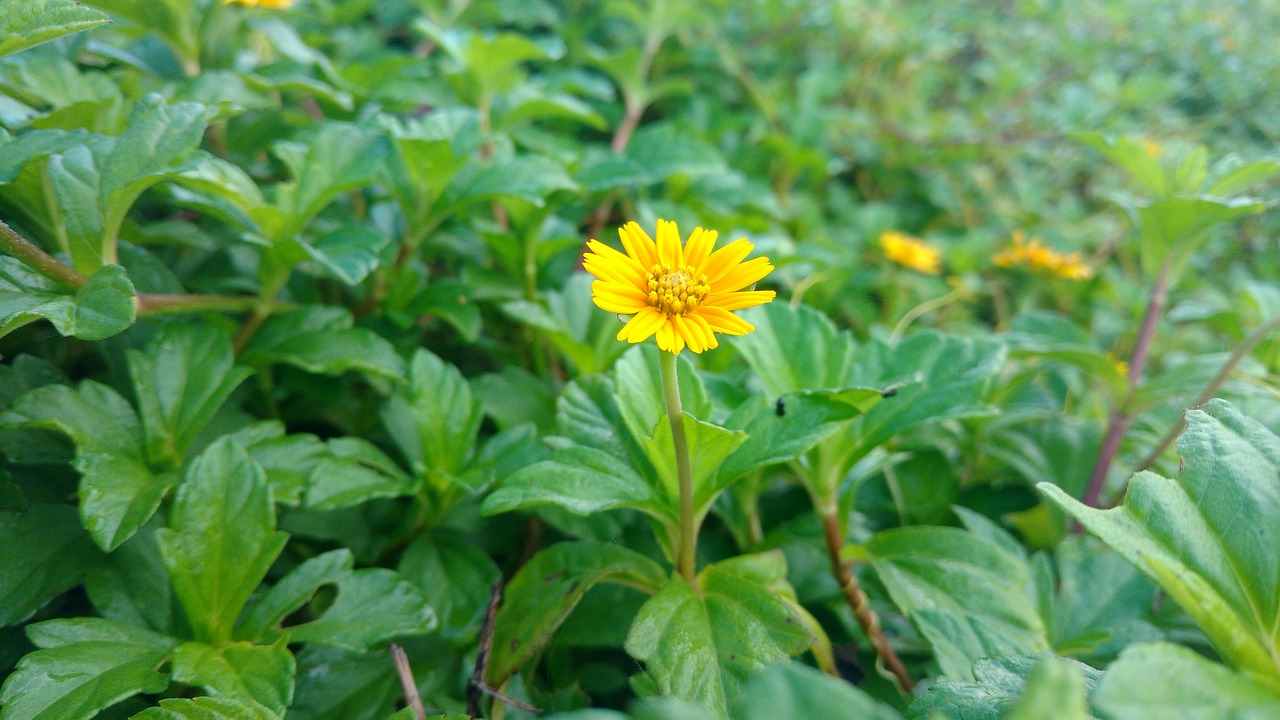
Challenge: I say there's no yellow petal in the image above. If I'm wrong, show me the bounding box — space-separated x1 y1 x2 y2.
584 255 641 287
656 219 684 268
620 223 659 269
617 307 667 343
711 256 773 294
695 306 754 335
687 312 718 349
656 319 680 354
700 238 753 284
683 227 717 269
703 290 775 312
673 315 703 354
586 239 646 281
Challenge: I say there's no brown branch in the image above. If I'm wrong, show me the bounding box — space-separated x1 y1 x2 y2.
821 512 914 693
391 644 427 720
0 219 86 289
135 294 264 315
467 580 539 717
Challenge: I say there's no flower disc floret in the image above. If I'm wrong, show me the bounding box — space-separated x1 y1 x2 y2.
583 219 776 354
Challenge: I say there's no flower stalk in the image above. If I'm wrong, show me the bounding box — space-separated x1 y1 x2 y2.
659 350 698 586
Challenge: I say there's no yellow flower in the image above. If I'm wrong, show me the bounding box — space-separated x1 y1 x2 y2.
1140 137 1163 159
993 230 1093 281
880 230 941 275
223 0 294 8
583 220 775 354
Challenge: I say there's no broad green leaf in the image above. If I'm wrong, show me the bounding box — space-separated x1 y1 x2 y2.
640 413 746 519
625 556 813 716
733 303 859 395
2 381 170 550
84 525 173 635
500 273 625 375
172 640 295 715
157 439 289 645
1135 195 1265 278
0 0 110 60
1206 158 1280 196
731 662 902 720
488 542 667 687
0 504 101 626
576 124 724 191
301 452 410 511
46 95 208 273
397 534 500 641
556 375 646 470
482 445 661 519
381 349 483 480
0 259 135 341
129 697 282 720
301 226 391 286
1038 399 1280 689
445 155 578 207
0 129 93 184
288 569 437 651
865 526 1049 681
287 646 398 720
716 389 881 485
613 344 711 448
242 306 405 382
907 656 1101 720
0 617 177 720
1000 658 1089 720
1073 132 1168 196
1093 642 1280 720
126 322 252 468
235 549 353 642
263 123 389 241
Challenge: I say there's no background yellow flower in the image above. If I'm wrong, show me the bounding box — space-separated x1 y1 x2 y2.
880 230 942 274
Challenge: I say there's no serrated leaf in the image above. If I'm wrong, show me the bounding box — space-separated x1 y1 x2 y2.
487 542 667 687
397 534 500 641
85 525 174 634
157 439 289 645
0 617 178 720
242 306 405 382
732 303 859 395
0 0 110 61
301 226 391 285
482 444 660 519
640 413 746 520
446 155 578 207
172 640 295 715
0 504 102 626
613 344 711 448
907 656 1101 720
625 556 813 716
129 696 283 720
1038 399 1280 688
266 123 389 241
287 646 398 720
0 259 135 341
288 569 437 651
1093 642 1280 720
1000 657 1089 720
381 349 483 480
235 549 353 642
126 322 252 468
732 662 902 720
865 526 1049 681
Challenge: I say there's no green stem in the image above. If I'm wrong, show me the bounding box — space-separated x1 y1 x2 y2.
0 220 86 289
135 294 265 315
658 350 698 586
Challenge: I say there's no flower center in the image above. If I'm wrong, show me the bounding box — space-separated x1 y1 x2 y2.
646 264 710 316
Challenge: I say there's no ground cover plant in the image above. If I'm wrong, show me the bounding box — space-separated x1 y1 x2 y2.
1 0 1279 718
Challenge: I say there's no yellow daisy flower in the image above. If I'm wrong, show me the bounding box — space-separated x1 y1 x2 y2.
880 230 942 274
993 230 1093 281
583 219 776 355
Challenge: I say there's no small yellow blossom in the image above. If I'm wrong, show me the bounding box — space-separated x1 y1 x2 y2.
880 231 942 275
583 220 775 354
223 0 294 8
993 230 1093 281
1107 352 1129 378
1140 137 1163 159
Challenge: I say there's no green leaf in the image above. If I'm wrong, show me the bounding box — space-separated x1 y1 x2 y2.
172 640 295 715
640 413 746 520
0 617 178 720
625 556 813 716
85 526 174 635
482 445 661 519
865 526 1049 681
0 259 135 341
613 344 711 447
1000 658 1089 720
157 439 289 645
1074 132 1168 196
381 349 483 480
2 381 169 551
242 306 405 382
126 322 252 468
488 542 667 687
0 0 110 60
446 155 578 207
907 656 1101 720
300 226 391 286
288 569 436 651
731 662 902 720
1093 642 1280 720
1135 195 1265 278
500 273 624 375
302 451 410 511
732 303 859 395
397 534 499 640
0 504 102 626
129 697 283 720
576 124 724 191
556 375 647 470
287 646 398 720
235 549 353 642
47 95 208 273
1038 399 1280 689
265 123 389 241
1205 158 1280 196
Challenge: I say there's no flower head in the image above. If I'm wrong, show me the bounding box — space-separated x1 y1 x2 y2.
583 220 775 354
880 230 942 274
993 230 1093 281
